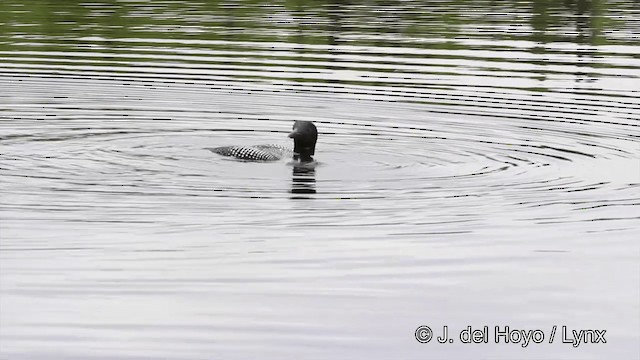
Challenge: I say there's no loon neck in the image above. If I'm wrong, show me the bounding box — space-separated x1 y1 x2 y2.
293 152 313 163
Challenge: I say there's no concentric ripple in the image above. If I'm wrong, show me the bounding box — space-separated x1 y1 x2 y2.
1 76 637 230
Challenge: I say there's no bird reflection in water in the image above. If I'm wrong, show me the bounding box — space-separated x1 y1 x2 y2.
290 165 316 198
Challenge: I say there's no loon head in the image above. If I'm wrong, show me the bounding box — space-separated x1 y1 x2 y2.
288 121 317 162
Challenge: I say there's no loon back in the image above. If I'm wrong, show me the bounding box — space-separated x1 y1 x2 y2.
208 144 291 161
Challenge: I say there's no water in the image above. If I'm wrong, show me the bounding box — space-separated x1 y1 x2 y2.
1 1 639 359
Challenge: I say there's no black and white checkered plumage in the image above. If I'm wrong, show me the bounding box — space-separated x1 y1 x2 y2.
208 144 292 161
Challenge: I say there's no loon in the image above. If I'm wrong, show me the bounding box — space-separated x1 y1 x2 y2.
208 121 318 162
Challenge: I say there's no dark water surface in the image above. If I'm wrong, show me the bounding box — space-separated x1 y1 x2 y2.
1 1 639 359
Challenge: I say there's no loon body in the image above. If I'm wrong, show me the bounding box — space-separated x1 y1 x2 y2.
209 144 291 161
208 121 318 163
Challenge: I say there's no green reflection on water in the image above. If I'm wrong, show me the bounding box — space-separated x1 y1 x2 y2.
0 0 637 48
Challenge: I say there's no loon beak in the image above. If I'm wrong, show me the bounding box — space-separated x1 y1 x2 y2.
288 130 298 138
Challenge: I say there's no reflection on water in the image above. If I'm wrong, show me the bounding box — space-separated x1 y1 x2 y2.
1 0 637 46
0 0 639 359
291 165 316 197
